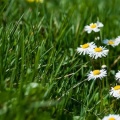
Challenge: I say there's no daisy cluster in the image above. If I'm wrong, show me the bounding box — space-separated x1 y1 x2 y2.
77 42 109 59
77 21 120 119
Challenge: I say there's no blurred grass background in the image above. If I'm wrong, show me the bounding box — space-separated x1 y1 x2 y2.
0 0 120 120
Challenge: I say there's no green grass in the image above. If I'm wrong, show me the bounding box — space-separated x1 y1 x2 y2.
0 0 120 120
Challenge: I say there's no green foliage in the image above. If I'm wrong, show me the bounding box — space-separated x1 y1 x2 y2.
0 0 120 120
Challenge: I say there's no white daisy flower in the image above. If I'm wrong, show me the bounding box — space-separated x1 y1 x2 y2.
102 114 120 120
84 21 103 34
115 36 120 45
103 39 119 47
77 42 96 55
110 85 120 99
88 46 109 59
87 69 107 81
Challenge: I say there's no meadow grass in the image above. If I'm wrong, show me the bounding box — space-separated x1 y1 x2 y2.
0 0 120 120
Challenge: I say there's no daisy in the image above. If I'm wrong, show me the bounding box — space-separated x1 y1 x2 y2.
88 46 109 59
26 0 43 3
84 21 103 33
103 39 119 47
77 42 96 55
110 85 120 99
102 114 120 120
87 69 107 81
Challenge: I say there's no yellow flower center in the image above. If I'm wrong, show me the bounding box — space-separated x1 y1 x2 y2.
108 117 115 120
94 47 102 52
93 70 100 75
108 40 114 45
90 23 97 28
82 43 89 49
113 85 120 90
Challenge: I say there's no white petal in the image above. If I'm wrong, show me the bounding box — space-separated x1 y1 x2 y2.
97 21 104 27
93 28 100 32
